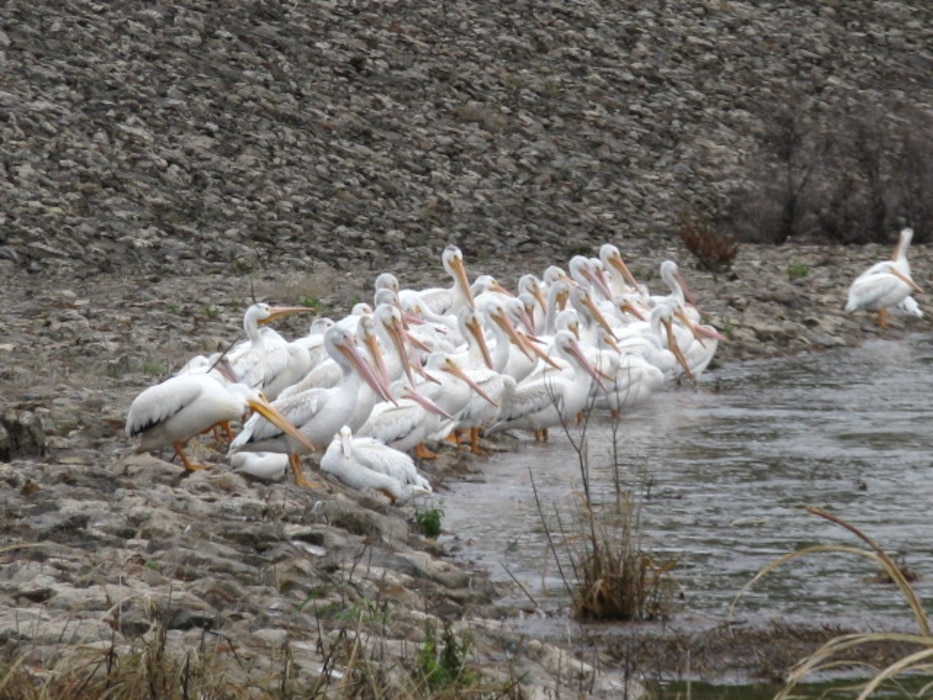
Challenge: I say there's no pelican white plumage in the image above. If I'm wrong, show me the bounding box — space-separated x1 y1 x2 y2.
599 243 647 299
569 255 614 301
845 260 924 327
321 426 432 503
859 227 915 279
357 383 455 459
229 451 290 481
592 351 665 417
126 375 315 473
292 317 337 367
226 303 314 399
402 244 476 315
614 301 694 382
230 325 394 487
517 274 548 332
487 330 606 441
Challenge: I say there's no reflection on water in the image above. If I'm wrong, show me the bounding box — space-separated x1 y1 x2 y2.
442 333 933 623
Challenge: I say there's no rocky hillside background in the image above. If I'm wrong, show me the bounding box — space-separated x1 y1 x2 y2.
1 0 931 280
1 3 933 695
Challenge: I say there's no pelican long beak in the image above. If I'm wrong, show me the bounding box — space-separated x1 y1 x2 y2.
601 333 622 355
617 298 646 322
516 300 538 335
609 252 643 295
246 397 318 453
891 268 924 294
491 309 536 362
555 287 570 311
578 291 619 341
444 358 499 407
338 338 396 404
386 315 418 386
674 268 699 309
403 386 455 420
414 364 443 384
258 306 314 325
491 309 561 369
488 278 515 297
404 327 433 353
465 314 495 370
530 286 547 323
661 317 695 383
564 337 609 392
449 253 476 308
697 323 729 342
362 328 393 387
522 331 563 370
584 265 615 302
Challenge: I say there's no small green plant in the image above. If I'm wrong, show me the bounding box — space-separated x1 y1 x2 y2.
413 503 444 538
787 263 810 280
720 318 735 341
299 296 319 310
141 356 164 376
418 619 475 691
203 305 220 318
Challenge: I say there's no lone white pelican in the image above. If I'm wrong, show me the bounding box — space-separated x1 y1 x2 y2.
321 426 432 504
125 375 316 473
845 260 923 327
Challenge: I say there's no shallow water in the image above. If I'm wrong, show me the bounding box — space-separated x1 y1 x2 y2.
441 333 933 626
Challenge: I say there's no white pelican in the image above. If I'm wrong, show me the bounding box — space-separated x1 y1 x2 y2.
357 383 454 459
321 426 432 504
125 375 315 473
599 243 647 298
226 303 314 399
229 452 290 481
472 274 515 310
848 228 922 323
568 255 614 301
292 317 337 367
845 260 923 327
517 273 548 332
483 301 559 384
418 351 501 452
592 350 665 417
229 325 394 487
614 301 694 382
402 244 475 315
487 330 606 441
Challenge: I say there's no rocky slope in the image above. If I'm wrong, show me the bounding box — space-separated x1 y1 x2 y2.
1 0 932 695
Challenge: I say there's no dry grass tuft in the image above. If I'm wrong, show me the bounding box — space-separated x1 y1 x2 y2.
732 506 933 699
534 405 677 622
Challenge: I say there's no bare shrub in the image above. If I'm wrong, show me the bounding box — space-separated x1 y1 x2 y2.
721 94 933 246
676 212 739 276
533 399 677 623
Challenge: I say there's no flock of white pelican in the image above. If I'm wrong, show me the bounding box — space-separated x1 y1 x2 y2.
125 243 731 502
845 227 924 326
